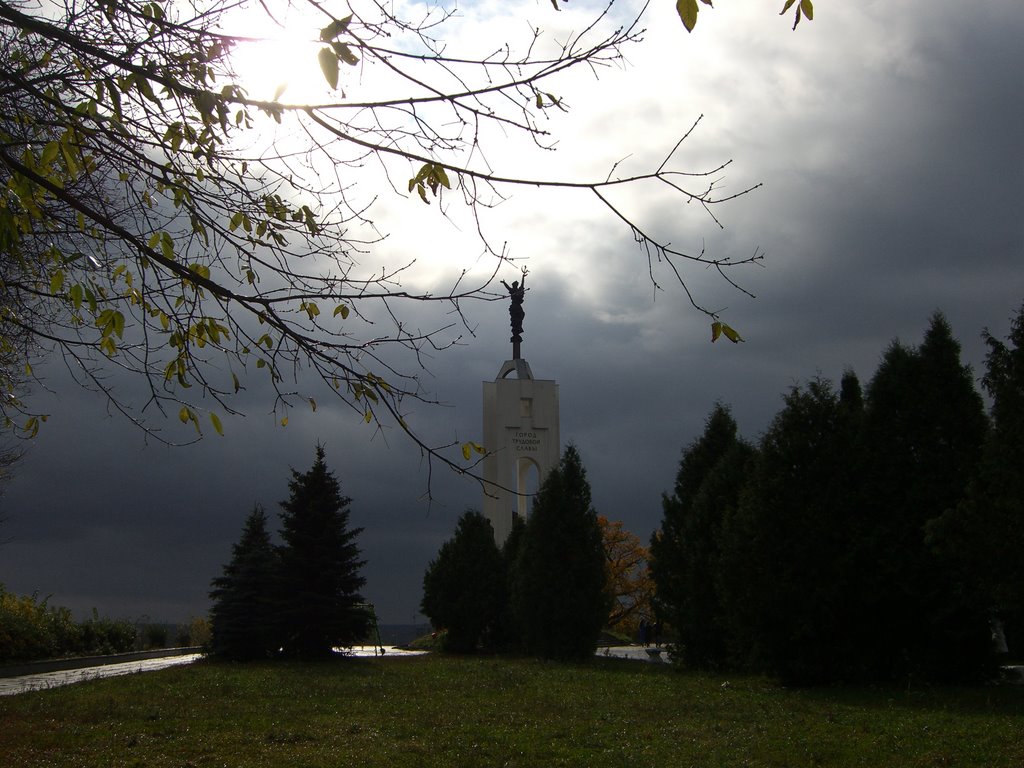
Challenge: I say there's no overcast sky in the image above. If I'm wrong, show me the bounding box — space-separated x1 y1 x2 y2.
1 0 1021 626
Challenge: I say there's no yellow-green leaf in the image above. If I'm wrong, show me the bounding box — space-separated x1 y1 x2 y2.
332 42 359 66
178 406 190 424
722 324 744 343
334 304 350 319
318 47 339 90
210 412 224 436
677 0 699 32
711 321 722 343
461 441 486 458
160 232 174 261
320 15 352 42
41 141 60 168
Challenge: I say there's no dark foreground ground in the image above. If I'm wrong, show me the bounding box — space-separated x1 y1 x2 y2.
3 653 1024 767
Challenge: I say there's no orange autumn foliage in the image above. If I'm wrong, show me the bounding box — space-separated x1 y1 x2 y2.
598 515 655 635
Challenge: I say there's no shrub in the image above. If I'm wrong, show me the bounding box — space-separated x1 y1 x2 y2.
77 612 137 656
0 586 56 661
187 616 212 649
143 624 169 650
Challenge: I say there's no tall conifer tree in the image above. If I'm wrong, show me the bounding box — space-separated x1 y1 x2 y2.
719 378 866 683
858 314 990 681
209 505 280 660
929 302 1024 656
421 510 505 653
511 445 609 660
276 446 369 658
650 404 753 669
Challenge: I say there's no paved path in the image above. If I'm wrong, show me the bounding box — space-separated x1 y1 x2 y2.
0 653 204 697
1 645 662 697
0 646 425 698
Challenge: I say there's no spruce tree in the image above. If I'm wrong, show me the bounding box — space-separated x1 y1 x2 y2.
209 505 280 660
650 404 753 669
276 446 370 658
511 445 609 660
421 510 505 653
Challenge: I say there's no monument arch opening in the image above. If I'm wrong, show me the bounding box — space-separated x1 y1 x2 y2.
515 456 541 520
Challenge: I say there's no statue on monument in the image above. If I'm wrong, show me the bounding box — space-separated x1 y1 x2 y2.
501 268 528 345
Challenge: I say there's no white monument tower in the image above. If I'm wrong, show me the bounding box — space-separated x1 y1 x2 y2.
483 271 560 544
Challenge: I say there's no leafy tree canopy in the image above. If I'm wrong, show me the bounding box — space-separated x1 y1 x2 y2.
598 515 653 635
0 0 777 478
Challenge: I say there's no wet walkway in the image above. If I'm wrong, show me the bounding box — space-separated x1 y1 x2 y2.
0 646 425 697
1 645 660 697
0 653 203 697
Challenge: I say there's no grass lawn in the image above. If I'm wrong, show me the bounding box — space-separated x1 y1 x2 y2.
2 653 1023 767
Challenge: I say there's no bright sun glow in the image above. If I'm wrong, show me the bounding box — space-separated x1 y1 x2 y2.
227 18 332 104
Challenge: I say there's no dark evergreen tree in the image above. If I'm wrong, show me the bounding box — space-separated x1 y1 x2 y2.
719 377 866 684
276 446 370 658
511 445 609 660
421 510 505 653
209 505 280 660
494 513 527 652
858 313 990 681
649 404 754 669
929 302 1024 657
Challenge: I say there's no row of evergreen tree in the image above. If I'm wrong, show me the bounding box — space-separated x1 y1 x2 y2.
650 306 1024 684
209 446 371 660
421 445 610 660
